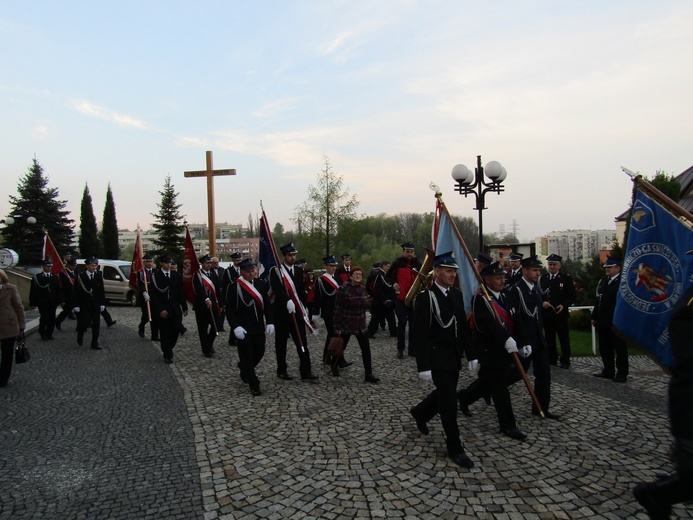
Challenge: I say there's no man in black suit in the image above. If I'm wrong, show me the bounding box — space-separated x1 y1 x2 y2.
29 259 62 340
149 255 188 363
221 252 242 343
227 258 274 396
409 252 475 469
137 254 159 341
73 257 106 350
367 261 398 339
56 258 78 330
270 243 317 381
540 254 576 368
507 256 559 420
591 257 629 382
335 253 352 285
460 261 529 441
192 254 222 358
504 252 523 289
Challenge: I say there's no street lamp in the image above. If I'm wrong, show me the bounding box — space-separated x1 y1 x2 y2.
451 155 507 253
2 215 37 226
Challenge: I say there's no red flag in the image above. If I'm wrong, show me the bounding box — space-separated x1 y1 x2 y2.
129 230 144 291
43 231 67 276
183 227 200 304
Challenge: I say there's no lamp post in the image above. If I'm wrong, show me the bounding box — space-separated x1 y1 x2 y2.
451 155 507 253
2 215 37 226
1 214 39 266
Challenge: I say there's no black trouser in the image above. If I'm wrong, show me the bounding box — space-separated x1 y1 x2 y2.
339 332 373 376
412 369 463 456
544 316 571 366
238 333 265 390
56 303 75 325
37 303 57 338
0 337 15 387
367 300 396 337
275 315 311 377
461 363 517 430
101 308 115 326
139 302 159 339
507 345 551 412
597 326 628 377
77 306 100 347
194 307 217 355
394 300 414 354
158 315 179 359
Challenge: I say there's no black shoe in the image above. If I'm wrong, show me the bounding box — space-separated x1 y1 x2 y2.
397 350 404 359
46 336 54 340
40 334 48 341
559 363 570 369
449 452 474 469
459 402 473 417
533 410 561 420
331 366 340 377
164 356 173 364
593 371 614 379
251 387 262 397
365 374 380 384
277 372 294 381
138 326 145 338
77 334 84 346
338 359 352 368
55 322 62 331
204 352 214 358
302 374 319 382
613 375 628 383
633 482 673 519
483 394 492 406
369 334 376 339
107 320 117 327
152 336 160 342
500 427 527 441
409 407 429 435
91 344 102 350
180 327 187 336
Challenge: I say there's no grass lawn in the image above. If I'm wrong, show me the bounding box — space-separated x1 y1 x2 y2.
569 328 645 357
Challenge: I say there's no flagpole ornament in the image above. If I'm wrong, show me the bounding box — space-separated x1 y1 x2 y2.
621 166 640 179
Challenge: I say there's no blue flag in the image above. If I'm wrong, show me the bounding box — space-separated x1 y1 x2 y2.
435 209 479 314
613 181 693 368
258 217 276 281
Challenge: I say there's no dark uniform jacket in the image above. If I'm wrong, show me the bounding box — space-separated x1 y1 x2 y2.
74 271 106 310
505 269 522 290
226 278 273 335
470 288 514 368
539 271 575 320
591 274 620 329
192 269 221 312
149 270 188 321
59 270 77 309
137 268 156 305
508 279 546 349
30 271 62 307
270 264 306 323
667 284 693 439
220 266 241 304
412 284 472 372
313 273 339 318
374 268 397 305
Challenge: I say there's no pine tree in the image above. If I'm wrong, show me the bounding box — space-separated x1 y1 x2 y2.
151 175 185 263
1 158 74 265
79 184 101 258
100 184 120 259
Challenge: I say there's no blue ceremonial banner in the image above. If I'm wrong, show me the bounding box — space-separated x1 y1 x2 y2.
613 180 693 369
435 208 479 314
258 216 276 281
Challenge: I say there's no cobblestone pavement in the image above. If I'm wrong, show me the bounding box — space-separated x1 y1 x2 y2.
1 305 691 519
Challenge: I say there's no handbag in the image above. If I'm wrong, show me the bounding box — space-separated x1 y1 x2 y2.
326 336 345 360
15 332 30 364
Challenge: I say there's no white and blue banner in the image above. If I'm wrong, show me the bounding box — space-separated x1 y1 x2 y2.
613 182 693 368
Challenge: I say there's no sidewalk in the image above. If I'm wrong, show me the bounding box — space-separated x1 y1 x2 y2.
1 305 691 519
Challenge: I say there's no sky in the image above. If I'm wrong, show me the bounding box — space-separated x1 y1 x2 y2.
2 1 692 243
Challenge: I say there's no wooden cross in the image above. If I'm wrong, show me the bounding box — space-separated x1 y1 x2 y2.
184 151 236 257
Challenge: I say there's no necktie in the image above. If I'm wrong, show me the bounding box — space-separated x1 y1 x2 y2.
89 274 93 281
166 272 170 278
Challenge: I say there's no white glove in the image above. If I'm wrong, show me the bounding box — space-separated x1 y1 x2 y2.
234 326 247 340
286 300 296 314
99 305 105 312
519 345 532 358
73 307 80 313
143 292 150 302
418 370 433 382
468 359 479 375
504 337 518 354
266 324 275 336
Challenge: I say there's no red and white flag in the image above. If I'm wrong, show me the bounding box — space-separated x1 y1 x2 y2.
129 230 144 292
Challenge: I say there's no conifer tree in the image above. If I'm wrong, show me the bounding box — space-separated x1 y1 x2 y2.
151 175 185 262
100 184 120 259
1 158 73 265
79 184 101 258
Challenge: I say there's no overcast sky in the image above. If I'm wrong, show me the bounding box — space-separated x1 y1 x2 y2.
2 1 691 243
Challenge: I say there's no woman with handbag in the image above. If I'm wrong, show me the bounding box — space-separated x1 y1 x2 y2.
333 266 380 383
0 269 27 388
